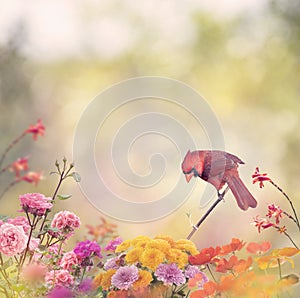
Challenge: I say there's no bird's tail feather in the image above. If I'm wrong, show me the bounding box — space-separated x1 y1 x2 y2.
227 174 257 210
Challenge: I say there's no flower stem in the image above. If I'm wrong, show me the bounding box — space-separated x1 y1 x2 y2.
270 181 300 231
282 230 299 249
0 132 26 170
277 258 282 280
0 179 21 200
206 264 217 282
39 161 73 242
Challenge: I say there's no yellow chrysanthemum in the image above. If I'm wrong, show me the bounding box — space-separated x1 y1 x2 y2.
140 248 165 270
154 235 176 247
174 239 199 255
132 270 153 290
167 248 188 268
99 269 116 290
125 247 144 264
145 239 171 255
92 272 103 289
131 235 151 248
115 239 132 253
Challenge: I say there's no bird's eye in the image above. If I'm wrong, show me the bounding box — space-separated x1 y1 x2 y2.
183 169 192 174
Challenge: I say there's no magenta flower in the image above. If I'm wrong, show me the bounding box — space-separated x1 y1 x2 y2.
184 265 202 279
78 278 93 293
104 237 123 251
50 211 80 238
7 216 30 233
111 265 139 290
60 251 82 271
45 269 74 287
47 286 73 298
0 223 28 256
253 216 274 233
74 240 102 259
266 204 284 224
19 193 52 216
155 263 185 286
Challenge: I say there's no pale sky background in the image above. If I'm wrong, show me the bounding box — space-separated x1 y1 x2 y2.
0 0 267 60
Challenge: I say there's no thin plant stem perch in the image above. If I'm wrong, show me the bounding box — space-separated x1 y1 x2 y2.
187 186 229 240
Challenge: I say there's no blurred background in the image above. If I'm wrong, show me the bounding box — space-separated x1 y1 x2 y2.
0 0 299 254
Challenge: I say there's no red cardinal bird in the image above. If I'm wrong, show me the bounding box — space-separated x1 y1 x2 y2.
182 150 257 210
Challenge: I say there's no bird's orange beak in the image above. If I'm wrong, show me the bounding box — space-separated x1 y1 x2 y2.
185 172 194 183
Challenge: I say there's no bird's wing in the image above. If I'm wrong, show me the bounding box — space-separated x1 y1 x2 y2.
202 151 239 179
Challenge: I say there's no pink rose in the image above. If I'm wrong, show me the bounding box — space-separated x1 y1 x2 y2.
0 223 28 256
29 237 40 251
19 193 53 216
60 251 82 271
7 216 30 233
50 211 80 238
45 269 74 287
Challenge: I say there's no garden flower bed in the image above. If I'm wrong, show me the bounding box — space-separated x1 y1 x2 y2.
0 120 298 297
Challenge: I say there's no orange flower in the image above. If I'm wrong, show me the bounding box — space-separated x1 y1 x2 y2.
220 238 245 255
25 119 45 140
93 269 116 290
86 217 117 240
189 246 221 265
233 256 252 274
190 281 216 298
21 171 43 186
255 248 299 270
246 241 271 254
132 270 153 290
10 157 29 177
107 290 128 298
215 256 239 273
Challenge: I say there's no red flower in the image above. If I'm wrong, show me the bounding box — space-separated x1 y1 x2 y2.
246 241 271 255
252 216 274 233
21 171 43 186
252 167 271 188
25 119 45 140
10 157 29 177
219 238 245 255
266 204 283 224
189 246 221 265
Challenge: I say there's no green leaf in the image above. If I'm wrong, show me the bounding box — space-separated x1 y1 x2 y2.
2 258 13 269
11 284 25 293
50 171 59 175
0 215 9 221
57 194 72 200
71 171 81 182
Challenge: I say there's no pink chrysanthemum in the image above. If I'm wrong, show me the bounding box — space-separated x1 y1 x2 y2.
184 265 202 279
155 263 185 286
111 265 139 290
